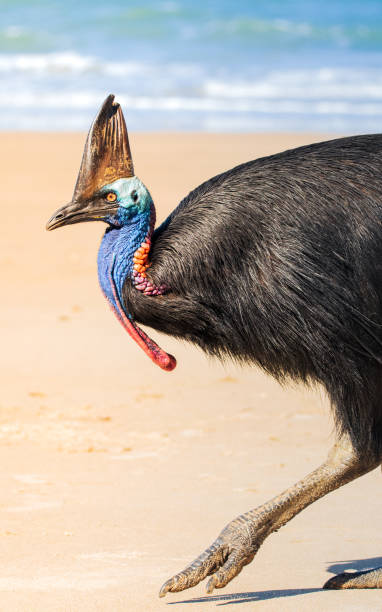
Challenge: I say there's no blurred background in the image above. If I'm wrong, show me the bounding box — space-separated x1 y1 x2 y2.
1 0 382 132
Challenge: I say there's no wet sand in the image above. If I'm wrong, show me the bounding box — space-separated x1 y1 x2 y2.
0 132 381 611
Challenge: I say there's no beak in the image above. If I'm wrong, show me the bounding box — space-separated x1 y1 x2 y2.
46 199 119 231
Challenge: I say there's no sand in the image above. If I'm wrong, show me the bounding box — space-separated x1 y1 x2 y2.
0 131 381 611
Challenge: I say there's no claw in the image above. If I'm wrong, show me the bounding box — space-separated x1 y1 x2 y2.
206 575 218 594
159 578 173 598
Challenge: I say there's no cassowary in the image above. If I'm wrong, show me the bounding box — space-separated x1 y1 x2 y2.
47 95 382 595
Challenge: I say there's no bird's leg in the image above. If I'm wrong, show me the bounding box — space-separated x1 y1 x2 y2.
323 458 382 590
159 437 380 597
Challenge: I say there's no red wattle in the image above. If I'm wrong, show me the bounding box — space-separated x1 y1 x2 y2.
108 269 177 372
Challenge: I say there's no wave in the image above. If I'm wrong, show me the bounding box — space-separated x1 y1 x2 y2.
3 15 381 51
2 90 382 117
204 17 382 49
0 52 150 76
205 69 382 100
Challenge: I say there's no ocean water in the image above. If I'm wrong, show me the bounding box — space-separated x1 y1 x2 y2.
1 0 382 132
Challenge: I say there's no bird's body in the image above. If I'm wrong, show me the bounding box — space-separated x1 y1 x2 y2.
47 96 382 595
126 134 382 455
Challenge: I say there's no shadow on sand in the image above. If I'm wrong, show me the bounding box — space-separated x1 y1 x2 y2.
326 556 382 576
167 588 321 606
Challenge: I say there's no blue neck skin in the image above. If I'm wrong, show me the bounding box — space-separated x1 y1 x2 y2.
96 177 154 312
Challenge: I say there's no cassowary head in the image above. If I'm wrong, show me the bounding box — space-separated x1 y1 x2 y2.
46 95 153 231
46 95 176 373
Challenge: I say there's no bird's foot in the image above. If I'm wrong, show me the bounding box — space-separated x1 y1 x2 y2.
159 513 268 597
324 566 382 589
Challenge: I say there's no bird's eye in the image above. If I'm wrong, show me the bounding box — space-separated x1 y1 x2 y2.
106 192 117 203
131 190 138 203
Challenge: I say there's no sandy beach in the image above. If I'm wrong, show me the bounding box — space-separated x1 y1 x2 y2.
0 131 381 611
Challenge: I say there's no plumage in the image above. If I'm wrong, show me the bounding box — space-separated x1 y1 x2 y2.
47 96 382 595
126 134 382 455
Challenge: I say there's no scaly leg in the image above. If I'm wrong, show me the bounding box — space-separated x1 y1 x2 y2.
159 438 380 597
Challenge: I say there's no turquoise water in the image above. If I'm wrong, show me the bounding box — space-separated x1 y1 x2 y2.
1 0 382 131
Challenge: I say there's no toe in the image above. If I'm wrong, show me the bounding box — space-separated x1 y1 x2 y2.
159 540 228 597
324 568 382 590
206 553 245 594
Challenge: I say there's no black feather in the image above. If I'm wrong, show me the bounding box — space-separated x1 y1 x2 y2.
123 134 382 457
